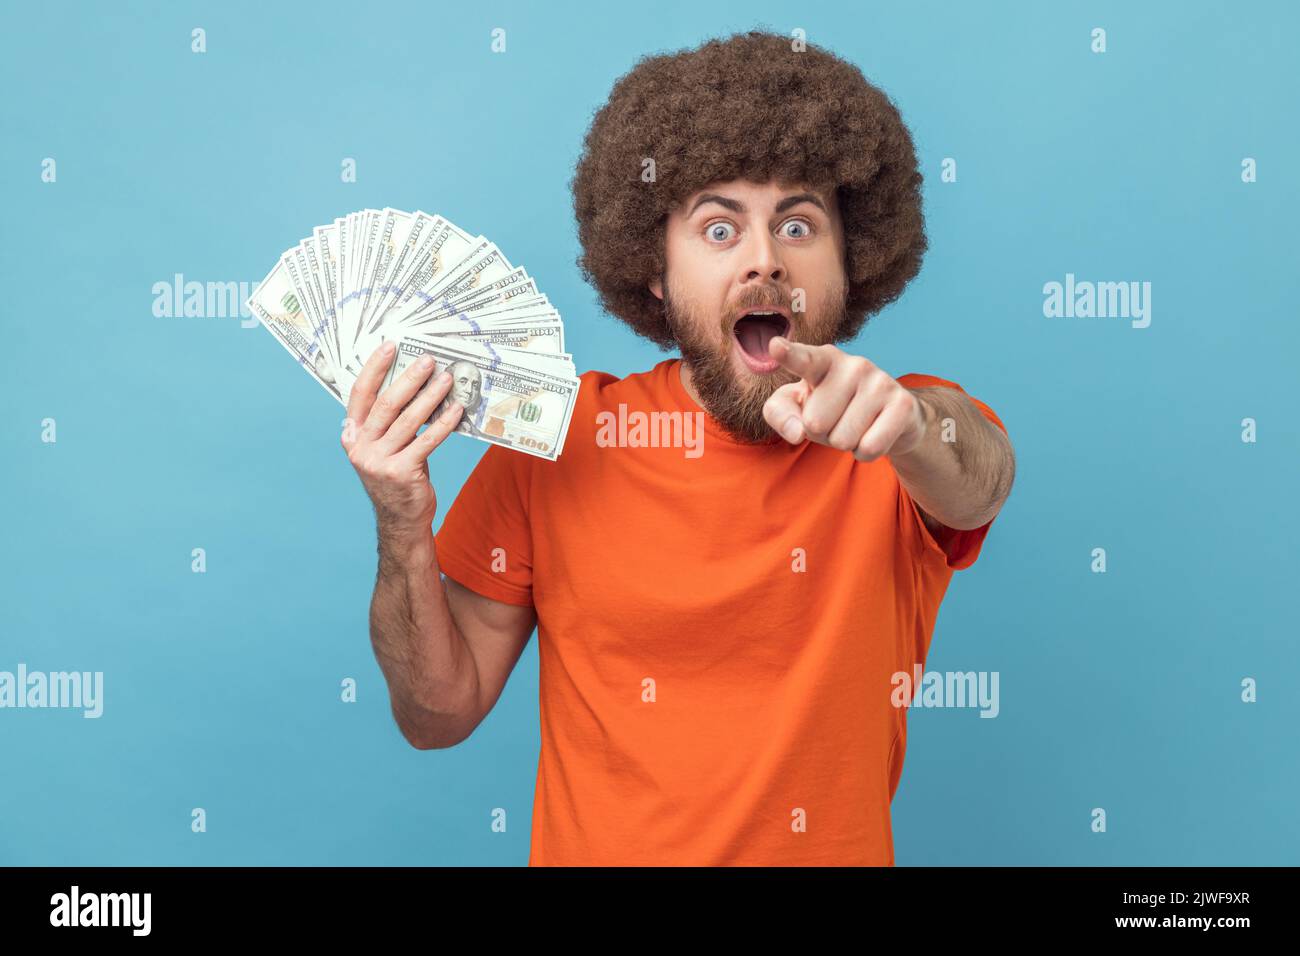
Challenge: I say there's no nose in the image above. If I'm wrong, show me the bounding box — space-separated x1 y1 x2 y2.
739 227 786 287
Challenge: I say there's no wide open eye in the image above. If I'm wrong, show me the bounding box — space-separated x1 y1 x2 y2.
704 221 736 242
780 218 813 239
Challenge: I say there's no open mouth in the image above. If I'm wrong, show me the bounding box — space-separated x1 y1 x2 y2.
732 311 790 364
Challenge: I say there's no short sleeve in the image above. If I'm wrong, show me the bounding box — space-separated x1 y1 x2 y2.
433 443 535 607
894 374 1009 571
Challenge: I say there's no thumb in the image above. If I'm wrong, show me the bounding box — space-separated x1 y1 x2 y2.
763 380 810 444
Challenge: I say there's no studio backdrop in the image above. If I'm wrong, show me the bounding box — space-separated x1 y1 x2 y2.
1 0 1295 866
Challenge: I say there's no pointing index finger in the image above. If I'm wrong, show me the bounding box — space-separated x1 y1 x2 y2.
769 336 833 387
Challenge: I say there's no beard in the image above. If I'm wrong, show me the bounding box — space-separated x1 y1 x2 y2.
662 274 848 444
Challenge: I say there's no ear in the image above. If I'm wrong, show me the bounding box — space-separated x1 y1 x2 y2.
648 276 663 300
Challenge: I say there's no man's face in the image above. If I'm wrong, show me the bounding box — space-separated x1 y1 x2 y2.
649 177 848 443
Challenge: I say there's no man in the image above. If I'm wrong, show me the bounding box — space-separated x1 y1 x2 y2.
341 30 1015 866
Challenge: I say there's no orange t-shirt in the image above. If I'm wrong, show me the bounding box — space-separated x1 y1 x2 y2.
433 357 1008 866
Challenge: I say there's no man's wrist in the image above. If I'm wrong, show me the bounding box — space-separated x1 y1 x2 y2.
889 387 938 465
376 518 437 574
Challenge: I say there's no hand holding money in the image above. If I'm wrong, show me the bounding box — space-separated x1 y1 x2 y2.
341 341 464 532
247 207 581 460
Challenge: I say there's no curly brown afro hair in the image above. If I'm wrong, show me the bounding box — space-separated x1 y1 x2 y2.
570 29 928 350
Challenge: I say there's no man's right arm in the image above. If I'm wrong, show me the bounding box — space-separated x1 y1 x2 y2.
342 341 535 751
370 524 537 750
370 525 478 749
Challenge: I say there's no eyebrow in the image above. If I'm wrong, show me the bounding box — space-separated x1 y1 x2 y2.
686 191 828 218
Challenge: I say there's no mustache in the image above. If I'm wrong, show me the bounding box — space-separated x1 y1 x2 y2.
726 287 788 318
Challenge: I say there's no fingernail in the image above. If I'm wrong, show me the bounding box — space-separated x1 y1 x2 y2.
382 341 395 354
420 354 435 369
436 369 451 383
781 415 803 443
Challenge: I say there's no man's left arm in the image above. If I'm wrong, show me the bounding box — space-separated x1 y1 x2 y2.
889 385 1015 532
763 337 1016 532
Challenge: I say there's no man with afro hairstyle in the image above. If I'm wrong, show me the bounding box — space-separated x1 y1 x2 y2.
351 29 1016 866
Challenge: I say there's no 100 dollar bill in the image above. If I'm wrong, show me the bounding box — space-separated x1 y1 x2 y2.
379 337 579 461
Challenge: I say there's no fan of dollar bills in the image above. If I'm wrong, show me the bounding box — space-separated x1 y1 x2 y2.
246 207 580 461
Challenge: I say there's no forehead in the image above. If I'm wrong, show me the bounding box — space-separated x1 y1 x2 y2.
676 178 835 216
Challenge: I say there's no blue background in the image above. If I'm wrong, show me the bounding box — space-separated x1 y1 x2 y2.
1 0 1295 866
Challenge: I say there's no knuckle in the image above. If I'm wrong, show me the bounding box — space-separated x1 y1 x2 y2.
856 439 884 460
389 407 414 432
